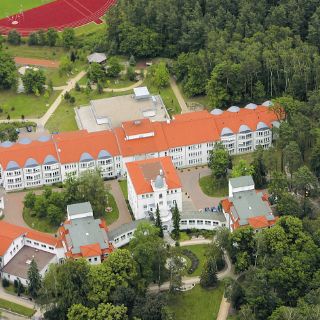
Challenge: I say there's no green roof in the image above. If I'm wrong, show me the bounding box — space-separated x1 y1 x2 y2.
229 176 254 188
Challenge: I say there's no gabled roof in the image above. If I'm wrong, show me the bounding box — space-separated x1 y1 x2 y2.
87 52 107 63
80 243 101 257
0 221 59 255
122 119 154 137
126 157 181 195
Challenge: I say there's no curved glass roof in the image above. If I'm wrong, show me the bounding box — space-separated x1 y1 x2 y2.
245 103 257 109
227 106 240 112
1 141 13 148
6 160 20 171
262 100 273 107
221 127 234 136
154 175 164 189
210 108 223 115
25 158 38 168
18 137 32 145
80 152 94 162
239 124 251 133
256 121 269 130
98 150 111 159
38 135 51 142
44 155 58 165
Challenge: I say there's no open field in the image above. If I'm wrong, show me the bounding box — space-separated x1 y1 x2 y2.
0 0 51 19
168 283 224 320
0 90 61 120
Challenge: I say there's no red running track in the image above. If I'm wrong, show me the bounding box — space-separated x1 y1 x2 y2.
0 0 116 36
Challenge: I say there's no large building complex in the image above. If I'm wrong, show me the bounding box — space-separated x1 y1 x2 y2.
0 105 280 192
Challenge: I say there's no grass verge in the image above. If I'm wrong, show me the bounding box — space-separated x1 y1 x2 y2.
103 192 119 225
23 208 58 233
118 180 128 200
0 298 35 317
168 283 224 320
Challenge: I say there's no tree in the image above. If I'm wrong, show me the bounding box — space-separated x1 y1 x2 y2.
64 170 108 217
168 249 183 292
28 32 38 46
276 192 301 217
46 28 59 47
22 69 46 95
208 143 230 180
200 257 218 288
251 146 267 188
59 56 73 76
87 62 106 84
24 191 36 209
129 55 136 66
231 159 254 178
27 259 42 298
310 141 320 178
126 66 136 81
129 222 167 286
268 171 288 201
62 28 75 48
155 204 164 238
47 204 63 225
150 62 170 88
0 51 17 89
7 30 21 45
171 203 180 239
292 166 318 197
107 57 122 78
284 141 302 179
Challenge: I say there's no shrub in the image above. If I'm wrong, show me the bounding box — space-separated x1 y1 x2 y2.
2 278 9 288
182 249 199 274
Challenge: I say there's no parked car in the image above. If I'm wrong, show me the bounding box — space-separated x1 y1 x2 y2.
26 126 33 132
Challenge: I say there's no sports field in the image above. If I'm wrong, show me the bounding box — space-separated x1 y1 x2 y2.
0 1 52 19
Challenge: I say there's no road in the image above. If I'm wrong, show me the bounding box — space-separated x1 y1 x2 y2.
170 77 189 113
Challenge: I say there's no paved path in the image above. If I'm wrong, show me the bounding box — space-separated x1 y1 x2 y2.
178 167 223 210
170 77 189 114
1 310 29 320
0 286 35 310
106 180 132 231
216 297 231 320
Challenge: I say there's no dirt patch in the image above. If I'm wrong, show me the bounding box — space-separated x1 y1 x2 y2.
15 57 60 68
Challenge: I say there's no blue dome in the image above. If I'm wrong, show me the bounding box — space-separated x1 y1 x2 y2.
154 175 164 189
239 124 251 133
98 150 111 159
210 108 223 115
262 100 273 107
256 121 269 130
6 161 20 171
227 106 240 112
1 141 13 148
44 155 58 165
245 103 257 109
38 135 51 142
18 138 32 145
221 127 234 136
24 158 38 168
80 152 94 162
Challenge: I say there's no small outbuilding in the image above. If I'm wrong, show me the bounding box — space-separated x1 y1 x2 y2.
87 52 107 64
133 87 150 100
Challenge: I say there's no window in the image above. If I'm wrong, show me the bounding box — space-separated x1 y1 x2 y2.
159 194 162 199
94 257 97 261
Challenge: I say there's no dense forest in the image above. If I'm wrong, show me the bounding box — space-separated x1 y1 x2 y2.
106 0 320 106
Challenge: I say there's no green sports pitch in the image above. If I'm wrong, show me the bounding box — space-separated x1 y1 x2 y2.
0 1 52 19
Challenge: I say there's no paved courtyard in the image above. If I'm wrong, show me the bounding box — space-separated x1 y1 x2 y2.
177 166 223 210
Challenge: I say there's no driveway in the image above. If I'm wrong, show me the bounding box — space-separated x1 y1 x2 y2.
177 166 223 210
2 191 30 227
106 180 132 231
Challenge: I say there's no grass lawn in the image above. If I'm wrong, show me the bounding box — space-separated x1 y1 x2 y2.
3 44 66 60
103 192 119 225
231 153 254 166
143 76 181 116
181 244 209 277
0 0 52 18
179 231 190 241
118 180 128 200
168 283 224 320
178 83 211 110
74 22 106 36
23 208 58 233
199 175 228 197
45 89 131 133
0 90 61 120
0 298 35 317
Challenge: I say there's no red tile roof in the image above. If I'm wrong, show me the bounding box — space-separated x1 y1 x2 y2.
80 243 101 257
53 130 120 164
126 157 181 194
0 221 58 255
247 216 276 229
122 119 154 136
